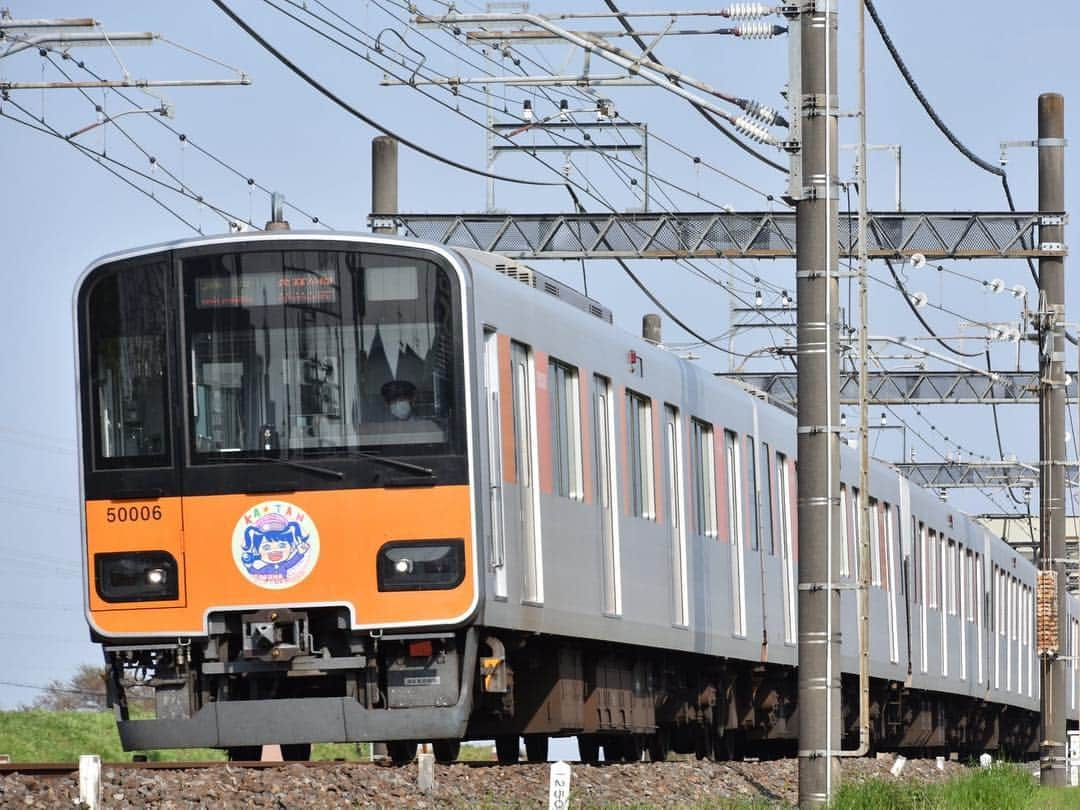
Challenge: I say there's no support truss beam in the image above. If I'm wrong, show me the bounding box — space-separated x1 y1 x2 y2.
895 462 1079 490
717 371 1080 406
380 210 1066 260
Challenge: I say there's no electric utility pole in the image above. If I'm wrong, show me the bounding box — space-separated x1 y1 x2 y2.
1037 91 1067 788
796 0 842 806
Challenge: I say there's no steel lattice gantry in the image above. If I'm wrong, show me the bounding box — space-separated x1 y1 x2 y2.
896 461 1079 490
716 371 1080 406
379 210 1066 260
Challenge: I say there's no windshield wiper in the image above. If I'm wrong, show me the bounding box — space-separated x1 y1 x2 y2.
258 455 344 480
347 450 435 477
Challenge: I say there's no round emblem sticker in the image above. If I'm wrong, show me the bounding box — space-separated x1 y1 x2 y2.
232 501 320 590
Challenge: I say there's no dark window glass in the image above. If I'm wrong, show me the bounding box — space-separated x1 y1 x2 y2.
87 262 170 468
625 390 654 519
549 359 582 500
184 249 460 460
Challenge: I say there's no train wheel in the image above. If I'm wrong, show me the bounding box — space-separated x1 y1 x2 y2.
495 735 520 764
577 734 600 762
694 728 716 761
619 735 644 762
432 739 461 763
524 734 549 763
647 729 671 763
716 729 743 761
386 740 417 765
226 746 262 762
280 743 311 761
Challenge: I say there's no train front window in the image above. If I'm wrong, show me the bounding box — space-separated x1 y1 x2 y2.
183 248 460 460
86 262 171 468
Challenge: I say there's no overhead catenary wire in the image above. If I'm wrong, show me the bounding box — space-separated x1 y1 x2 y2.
601 0 789 174
865 0 1080 342
269 0 790 306
1 94 250 231
616 258 765 359
272 0 773 220
8 34 332 228
882 258 982 358
209 0 565 188
0 99 203 232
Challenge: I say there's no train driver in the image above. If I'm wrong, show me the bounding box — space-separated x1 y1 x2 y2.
381 379 418 421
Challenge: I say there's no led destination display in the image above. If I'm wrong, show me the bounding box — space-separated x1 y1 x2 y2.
196 268 339 309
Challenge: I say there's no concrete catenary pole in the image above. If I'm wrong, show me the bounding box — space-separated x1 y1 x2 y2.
1038 92 1067 788
796 1 842 806
371 135 399 234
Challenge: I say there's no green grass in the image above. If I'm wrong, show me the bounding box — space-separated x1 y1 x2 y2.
0 710 369 762
830 762 1044 810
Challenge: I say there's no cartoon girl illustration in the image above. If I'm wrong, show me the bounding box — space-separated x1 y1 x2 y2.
240 514 311 580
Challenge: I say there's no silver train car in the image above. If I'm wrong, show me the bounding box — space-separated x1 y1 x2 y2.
79 231 1078 762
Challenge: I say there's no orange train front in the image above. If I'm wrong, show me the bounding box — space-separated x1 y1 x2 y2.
77 234 481 760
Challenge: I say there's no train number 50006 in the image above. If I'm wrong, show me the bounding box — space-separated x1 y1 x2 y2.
106 505 163 522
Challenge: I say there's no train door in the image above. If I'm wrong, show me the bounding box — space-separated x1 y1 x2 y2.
593 375 621 615
483 330 507 599
664 404 689 627
510 341 543 604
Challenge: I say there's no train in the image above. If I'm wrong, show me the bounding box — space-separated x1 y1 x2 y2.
75 230 1079 763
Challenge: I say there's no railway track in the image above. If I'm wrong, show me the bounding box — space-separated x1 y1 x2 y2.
0 755 973 807
0 758 520 778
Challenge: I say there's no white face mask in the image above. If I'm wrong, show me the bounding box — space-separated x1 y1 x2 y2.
390 399 412 420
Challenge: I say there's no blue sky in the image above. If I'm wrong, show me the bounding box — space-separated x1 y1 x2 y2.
0 0 1076 723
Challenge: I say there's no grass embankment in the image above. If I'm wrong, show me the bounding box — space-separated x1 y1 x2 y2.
830 762 1075 810
0 710 369 762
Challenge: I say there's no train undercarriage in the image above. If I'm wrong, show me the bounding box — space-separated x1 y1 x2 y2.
101 607 1044 764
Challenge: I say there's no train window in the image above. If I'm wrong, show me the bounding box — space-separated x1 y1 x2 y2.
1010 577 1017 641
849 488 861 582
839 485 850 577
724 430 746 637
690 419 718 537
965 550 975 623
998 568 1006 638
947 540 957 616
869 499 881 587
927 530 938 609
86 261 171 468
881 503 892 591
776 452 796 644
880 503 889 588
913 520 923 604
745 436 759 551
549 359 583 500
184 249 459 458
759 442 775 555
626 389 655 520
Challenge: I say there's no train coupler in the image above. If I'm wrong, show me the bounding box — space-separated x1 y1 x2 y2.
240 608 312 661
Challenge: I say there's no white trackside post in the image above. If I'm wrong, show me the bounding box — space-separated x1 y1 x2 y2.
549 760 572 810
417 747 435 794
79 754 102 810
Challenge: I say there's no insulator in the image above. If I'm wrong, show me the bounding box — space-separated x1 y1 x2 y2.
724 2 771 20
732 116 776 145
740 99 788 128
735 21 781 39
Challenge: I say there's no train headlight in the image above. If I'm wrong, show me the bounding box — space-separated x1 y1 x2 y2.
377 540 465 592
94 551 179 603
145 568 167 586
